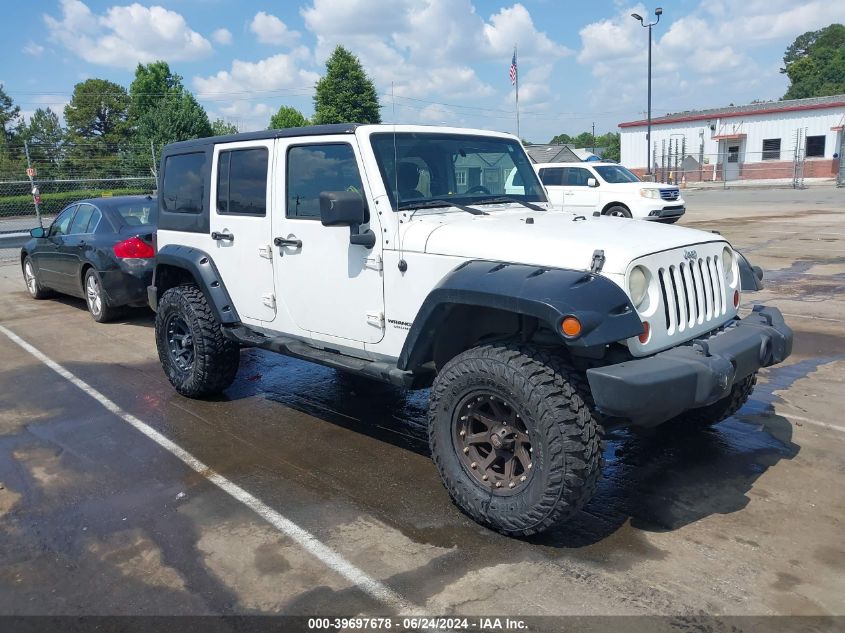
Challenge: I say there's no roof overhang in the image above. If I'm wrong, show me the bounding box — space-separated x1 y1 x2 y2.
619 100 845 129
712 133 747 140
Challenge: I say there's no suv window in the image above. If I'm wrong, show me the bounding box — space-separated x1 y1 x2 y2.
68 203 96 234
564 167 592 186
287 144 364 219
162 152 205 214
49 205 76 237
539 168 564 186
217 147 269 215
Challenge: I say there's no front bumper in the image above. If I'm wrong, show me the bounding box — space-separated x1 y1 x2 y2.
586 306 792 426
647 205 685 220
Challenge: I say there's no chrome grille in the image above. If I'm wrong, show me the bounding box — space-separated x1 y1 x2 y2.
657 255 727 335
659 188 680 201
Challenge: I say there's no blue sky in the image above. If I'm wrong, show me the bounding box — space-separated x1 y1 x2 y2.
3 0 844 142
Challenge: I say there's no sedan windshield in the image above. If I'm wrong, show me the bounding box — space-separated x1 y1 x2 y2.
593 165 641 184
369 132 546 210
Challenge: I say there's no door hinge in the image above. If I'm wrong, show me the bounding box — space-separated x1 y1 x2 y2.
365 254 383 271
258 244 273 259
262 293 276 310
366 311 385 328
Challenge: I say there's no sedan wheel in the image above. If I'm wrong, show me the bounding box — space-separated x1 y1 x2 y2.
22 257 48 299
84 270 118 323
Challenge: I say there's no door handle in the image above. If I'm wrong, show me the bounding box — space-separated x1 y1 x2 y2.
274 237 302 248
211 231 234 242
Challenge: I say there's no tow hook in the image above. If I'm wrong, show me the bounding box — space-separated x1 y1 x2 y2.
590 249 606 274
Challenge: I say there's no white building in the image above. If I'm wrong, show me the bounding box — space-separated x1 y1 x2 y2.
619 94 845 183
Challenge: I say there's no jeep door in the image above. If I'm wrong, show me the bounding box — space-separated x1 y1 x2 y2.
272 136 384 345
208 140 276 323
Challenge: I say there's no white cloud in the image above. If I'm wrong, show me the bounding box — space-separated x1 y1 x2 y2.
23 42 45 56
212 28 232 45
250 11 301 46
43 0 212 69
193 49 318 98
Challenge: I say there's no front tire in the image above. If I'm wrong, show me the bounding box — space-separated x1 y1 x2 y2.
155 284 240 398
428 343 603 536
22 256 49 299
604 205 632 218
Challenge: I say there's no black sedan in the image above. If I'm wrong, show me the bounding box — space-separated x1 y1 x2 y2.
21 195 157 322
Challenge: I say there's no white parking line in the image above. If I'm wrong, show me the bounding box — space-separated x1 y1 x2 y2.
0 324 417 614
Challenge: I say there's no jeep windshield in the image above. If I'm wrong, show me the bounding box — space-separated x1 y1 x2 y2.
369 132 546 211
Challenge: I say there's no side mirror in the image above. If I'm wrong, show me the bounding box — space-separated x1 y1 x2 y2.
30 227 45 238
320 191 367 226
319 191 375 249
587 177 598 188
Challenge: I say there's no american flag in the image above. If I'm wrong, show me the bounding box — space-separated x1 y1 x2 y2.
509 50 518 85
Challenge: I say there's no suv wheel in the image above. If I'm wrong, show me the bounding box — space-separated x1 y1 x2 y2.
604 205 632 218
669 373 758 429
84 269 120 323
428 342 603 536
155 284 240 398
22 256 49 299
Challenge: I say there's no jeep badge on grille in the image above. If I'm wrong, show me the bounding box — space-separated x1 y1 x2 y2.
684 249 697 260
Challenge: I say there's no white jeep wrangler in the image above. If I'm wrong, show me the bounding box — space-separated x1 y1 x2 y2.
150 124 792 536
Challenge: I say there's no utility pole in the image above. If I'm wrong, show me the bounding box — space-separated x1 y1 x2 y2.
24 140 43 229
592 122 596 154
632 7 663 179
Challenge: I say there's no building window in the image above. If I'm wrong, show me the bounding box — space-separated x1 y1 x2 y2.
455 170 467 186
762 138 781 161
806 135 825 158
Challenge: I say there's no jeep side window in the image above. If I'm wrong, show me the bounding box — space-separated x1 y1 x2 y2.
286 144 364 219
162 152 205 214
216 148 268 216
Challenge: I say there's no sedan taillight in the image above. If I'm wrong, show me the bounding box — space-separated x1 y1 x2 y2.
114 236 155 259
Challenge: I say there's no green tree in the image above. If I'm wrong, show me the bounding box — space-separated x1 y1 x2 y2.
269 105 309 129
129 61 184 123
0 84 23 176
781 24 845 99
136 92 212 151
64 78 130 176
313 46 381 124
211 118 239 136
548 132 573 145
600 132 621 162
0 83 21 142
15 108 65 177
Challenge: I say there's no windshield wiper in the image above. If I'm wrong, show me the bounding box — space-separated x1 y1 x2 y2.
472 196 546 212
398 199 488 215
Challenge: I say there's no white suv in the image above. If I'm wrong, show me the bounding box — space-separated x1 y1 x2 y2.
511 162 685 222
149 124 791 537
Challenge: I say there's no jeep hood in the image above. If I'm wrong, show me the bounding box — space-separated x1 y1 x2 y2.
398 209 723 274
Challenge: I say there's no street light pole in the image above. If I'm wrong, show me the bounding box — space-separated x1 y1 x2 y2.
632 7 662 179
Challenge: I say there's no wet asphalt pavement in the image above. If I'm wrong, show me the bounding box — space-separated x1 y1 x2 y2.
0 187 844 619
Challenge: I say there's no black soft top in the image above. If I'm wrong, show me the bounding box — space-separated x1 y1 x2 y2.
163 123 360 153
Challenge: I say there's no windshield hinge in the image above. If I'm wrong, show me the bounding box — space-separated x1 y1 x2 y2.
366 311 385 329
258 244 273 259
590 249 606 274
262 293 276 310
365 254 383 271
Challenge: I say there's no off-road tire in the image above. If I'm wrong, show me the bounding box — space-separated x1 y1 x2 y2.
428 342 604 536
671 372 758 428
84 268 121 323
155 284 240 398
604 205 632 218
22 256 50 299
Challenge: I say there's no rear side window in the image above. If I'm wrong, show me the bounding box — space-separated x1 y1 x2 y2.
216 148 269 215
69 204 96 234
162 153 205 214
116 200 157 227
539 168 564 186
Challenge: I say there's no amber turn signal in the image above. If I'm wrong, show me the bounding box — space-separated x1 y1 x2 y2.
561 316 582 338
638 321 651 344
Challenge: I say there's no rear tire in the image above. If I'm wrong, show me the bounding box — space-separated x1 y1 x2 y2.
428 342 603 536
84 269 120 323
604 205 632 218
155 284 240 398
22 256 49 299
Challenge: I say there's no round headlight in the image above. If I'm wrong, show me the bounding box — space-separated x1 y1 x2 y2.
722 246 737 287
628 266 649 309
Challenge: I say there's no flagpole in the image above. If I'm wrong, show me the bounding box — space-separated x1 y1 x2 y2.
514 44 520 138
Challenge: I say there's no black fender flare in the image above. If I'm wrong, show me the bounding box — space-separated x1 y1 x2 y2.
397 260 643 372
149 245 240 324
737 251 764 291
